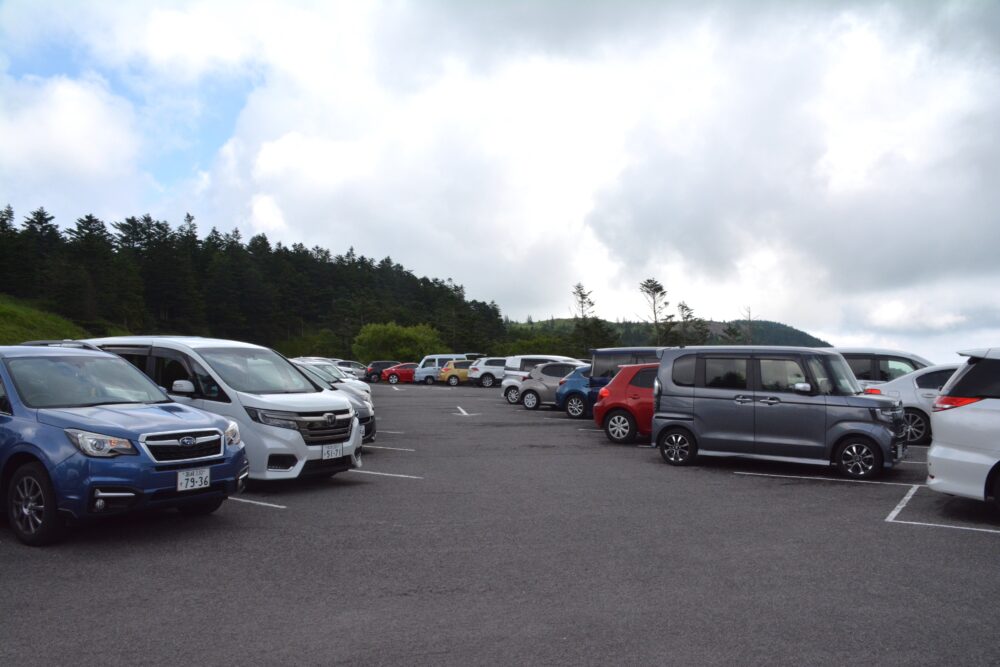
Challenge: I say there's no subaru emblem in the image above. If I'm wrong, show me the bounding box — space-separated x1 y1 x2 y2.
179 436 196 447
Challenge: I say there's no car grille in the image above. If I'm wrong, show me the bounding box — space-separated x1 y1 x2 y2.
144 430 223 462
295 409 353 445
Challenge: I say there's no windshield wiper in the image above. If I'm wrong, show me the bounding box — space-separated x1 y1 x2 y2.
76 400 144 407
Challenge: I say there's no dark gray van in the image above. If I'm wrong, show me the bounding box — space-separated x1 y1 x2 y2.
652 346 907 479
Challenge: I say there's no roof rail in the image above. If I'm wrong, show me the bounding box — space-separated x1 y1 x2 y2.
19 339 103 352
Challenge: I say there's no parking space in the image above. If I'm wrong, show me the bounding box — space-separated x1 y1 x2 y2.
4 382 1000 665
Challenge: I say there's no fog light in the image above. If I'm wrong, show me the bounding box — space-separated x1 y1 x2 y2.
94 498 106 512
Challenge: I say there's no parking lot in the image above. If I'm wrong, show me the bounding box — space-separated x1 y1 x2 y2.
4 383 1000 665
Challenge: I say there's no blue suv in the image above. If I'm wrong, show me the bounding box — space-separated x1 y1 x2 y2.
554 365 596 419
0 345 248 545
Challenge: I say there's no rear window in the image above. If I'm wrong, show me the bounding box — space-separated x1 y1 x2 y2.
486 359 505 367
844 355 873 381
915 369 954 390
878 357 916 382
943 358 1000 399
672 355 695 387
454 361 472 369
592 353 631 379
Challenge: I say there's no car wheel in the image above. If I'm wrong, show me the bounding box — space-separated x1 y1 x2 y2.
368 373 380 383
522 391 540 410
480 374 495 388
835 438 883 479
604 409 636 443
177 498 225 517
424 376 435 385
903 409 930 446
658 428 698 466
505 387 520 404
566 395 586 419
388 374 399 384
7 462 65 546
448 375 459 386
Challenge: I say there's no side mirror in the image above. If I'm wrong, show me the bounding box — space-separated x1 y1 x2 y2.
171 379 196 395
793 382 812 394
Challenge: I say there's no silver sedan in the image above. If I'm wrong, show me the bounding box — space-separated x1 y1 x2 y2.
864 363 959 445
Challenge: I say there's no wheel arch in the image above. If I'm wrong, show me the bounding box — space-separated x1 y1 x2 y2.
984 461 1000 503
1 450 48 502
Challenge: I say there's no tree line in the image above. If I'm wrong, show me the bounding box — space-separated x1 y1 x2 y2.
0 205 778 361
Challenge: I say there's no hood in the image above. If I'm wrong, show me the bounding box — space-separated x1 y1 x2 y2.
37 402 228 439
238 390 353 412
322 388 372 416
843 394 901 410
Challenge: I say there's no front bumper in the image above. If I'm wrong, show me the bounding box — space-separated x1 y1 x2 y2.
244 417 363 480
52 446 248 520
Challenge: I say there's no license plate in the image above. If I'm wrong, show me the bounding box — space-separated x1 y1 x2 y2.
322 443 343 459
177 467 210 492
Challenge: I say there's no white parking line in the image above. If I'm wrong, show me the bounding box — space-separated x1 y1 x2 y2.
453 406 480 416
577 428 603 432
365 445 416 452
887 519 1000 535
380 430 406 434
544 417 569 421
349 470 424 480
230 497 287 509
898 460 927 466
391 386 401 391
732 471 924 487
885 485 920 522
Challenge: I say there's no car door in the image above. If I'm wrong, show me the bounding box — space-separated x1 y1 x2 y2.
151 347 230 409
625 368 657 435
693 354 755 454
539 363 574 401
752 355 828 461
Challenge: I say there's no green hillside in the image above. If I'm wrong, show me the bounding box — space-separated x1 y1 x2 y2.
0 295 91 345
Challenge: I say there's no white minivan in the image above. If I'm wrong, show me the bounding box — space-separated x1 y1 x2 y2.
414 353 468 384
927 348 1000 506
86 337 362 480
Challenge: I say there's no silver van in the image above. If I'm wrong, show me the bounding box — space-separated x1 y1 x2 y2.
652 346 907 479
414 353 467 384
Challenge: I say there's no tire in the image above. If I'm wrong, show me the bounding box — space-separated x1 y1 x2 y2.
368 373 380 383
177 497 225 516
522 390 540 410
604 409 636 443
565 395 586 419
480 374 495 388
505 386 521 404
424 376 435 385
903 409 930 446
6 462 65 546
388 374 399 384
834 438 884 479
658 428 698 466
448 375 460 386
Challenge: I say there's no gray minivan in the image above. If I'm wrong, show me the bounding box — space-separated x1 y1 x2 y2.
652 346 907 479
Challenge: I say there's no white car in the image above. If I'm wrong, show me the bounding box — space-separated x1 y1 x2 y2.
863 364 959 446
292 357 372 400
927 349 1000 505
832 347 933 389
468 357 507 388
501 354 579 404
86 337 362 481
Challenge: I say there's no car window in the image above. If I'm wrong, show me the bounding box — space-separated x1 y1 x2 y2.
878 357 916 382
806 357 834 395
401 364 417 370
487 359 505 367
915 369 954 390
629 368 657 389
943 358 1000 399
703 357 748 390
153 354 193 389
672 355 695 387
541 364 569 378
592 353 631 379
844 355 873 381
455 361 472 369
758 358 807 393
420 359 435 368
520 358 549 372
0 379 11 414
632 351 661 365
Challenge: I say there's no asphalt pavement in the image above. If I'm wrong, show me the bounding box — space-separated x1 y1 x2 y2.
3 383 1000 665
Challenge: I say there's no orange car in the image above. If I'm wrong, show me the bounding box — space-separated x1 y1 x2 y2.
437 360 473 386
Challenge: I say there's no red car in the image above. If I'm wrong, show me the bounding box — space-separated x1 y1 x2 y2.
592 363 658 443
381 363 418 384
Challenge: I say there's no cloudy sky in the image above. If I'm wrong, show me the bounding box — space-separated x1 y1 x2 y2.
2 0 999 361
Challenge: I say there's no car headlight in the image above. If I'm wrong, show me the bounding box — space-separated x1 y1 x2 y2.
66 429 137 457
225 420 242 447
245 407 299 430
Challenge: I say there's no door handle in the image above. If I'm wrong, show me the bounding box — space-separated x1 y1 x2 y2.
734 395 753 404
919 392 937 399
759 397 780 405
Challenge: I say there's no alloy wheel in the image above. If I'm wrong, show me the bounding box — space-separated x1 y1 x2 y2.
481 375 494 388
662 433 690 463
840 443 875 476
12 476 45 536
903 412 927 443
607 414 631 440
506 388 520 404
567 396 585 418
523 392 538 409
388 375 398 384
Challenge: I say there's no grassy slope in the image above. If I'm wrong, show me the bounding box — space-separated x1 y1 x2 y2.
0 295 90 345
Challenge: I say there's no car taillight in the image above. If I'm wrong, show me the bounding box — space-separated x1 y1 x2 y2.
598 387 610 399
864 388 881 395
933 396 982 411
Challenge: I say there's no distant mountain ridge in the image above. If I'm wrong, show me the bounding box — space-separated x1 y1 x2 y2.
507 317 830 347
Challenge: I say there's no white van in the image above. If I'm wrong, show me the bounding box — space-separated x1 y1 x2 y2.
85 336 362 480
414 353 468 384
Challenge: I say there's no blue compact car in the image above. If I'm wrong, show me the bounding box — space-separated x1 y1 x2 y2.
0 345 248 545
554 365 596 419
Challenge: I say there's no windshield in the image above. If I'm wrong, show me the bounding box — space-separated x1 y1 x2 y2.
810 355 861 396
297 363 334 387
312 362 347 380
199 348 318 394
7 355 169 409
